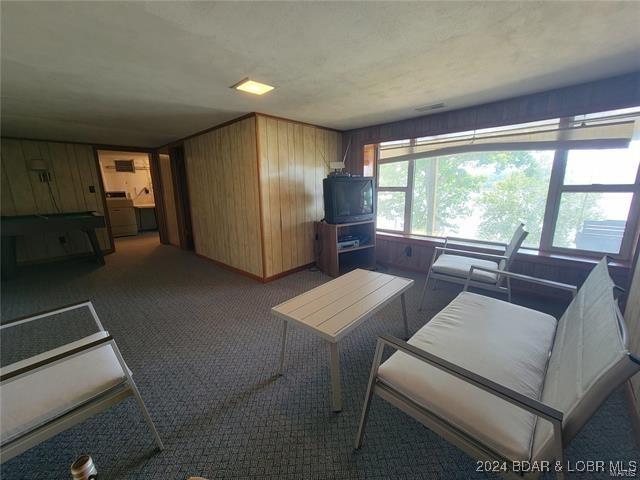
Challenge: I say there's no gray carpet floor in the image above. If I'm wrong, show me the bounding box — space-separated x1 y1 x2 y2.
1 233 638 479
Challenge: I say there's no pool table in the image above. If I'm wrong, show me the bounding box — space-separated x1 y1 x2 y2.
1 211 107 280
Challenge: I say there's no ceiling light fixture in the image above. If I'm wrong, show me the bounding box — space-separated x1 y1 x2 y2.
232 78 275 95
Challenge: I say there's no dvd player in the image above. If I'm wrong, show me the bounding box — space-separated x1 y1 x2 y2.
337 239 360 250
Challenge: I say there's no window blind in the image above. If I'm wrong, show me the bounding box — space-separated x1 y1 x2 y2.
379 118 636 162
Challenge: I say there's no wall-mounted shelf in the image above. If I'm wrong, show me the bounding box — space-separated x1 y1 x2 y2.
315 220 376 277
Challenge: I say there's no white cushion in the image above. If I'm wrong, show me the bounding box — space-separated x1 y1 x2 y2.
377 292 556 461
1 332 128 445
532 258 636 460
432 254 498 284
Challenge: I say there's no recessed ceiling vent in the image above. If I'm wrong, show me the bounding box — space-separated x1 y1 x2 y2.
416 103 445 112
115 159 135 172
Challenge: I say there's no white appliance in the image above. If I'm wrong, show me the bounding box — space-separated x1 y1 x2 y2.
106 192 137 237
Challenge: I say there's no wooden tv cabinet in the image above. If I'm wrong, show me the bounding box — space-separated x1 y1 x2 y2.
315 220 376 277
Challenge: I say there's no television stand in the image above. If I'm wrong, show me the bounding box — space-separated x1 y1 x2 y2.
315 220 376 277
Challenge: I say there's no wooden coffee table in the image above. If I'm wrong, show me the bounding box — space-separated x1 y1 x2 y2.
271 269 414 412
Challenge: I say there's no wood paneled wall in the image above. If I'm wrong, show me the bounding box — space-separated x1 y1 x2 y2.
158 154 180 247
183 114 341 280
184 117 263 278
256 114 341 278
343 71 640 174
1 138 111 263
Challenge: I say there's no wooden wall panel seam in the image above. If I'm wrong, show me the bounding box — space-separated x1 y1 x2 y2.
266 118 282 276
257 116 272 277
254 116 267 279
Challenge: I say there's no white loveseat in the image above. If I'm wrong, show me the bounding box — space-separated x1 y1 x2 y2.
356 258 639 478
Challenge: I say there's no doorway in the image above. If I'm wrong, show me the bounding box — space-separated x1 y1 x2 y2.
96 149 160 248
157 152 180 247
169 145 194 250
155 145 194 251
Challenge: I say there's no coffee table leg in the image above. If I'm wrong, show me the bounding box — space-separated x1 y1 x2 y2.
277 320 288 376
401 293 409 340
329 342 342 412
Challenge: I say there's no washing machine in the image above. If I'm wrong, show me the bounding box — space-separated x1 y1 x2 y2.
106 192 138 237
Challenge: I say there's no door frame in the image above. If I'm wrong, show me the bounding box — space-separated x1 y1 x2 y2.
149 150 170 244
169 144 194 250
94 146 161 250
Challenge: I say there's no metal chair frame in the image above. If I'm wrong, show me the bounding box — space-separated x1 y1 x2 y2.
0 301 164 463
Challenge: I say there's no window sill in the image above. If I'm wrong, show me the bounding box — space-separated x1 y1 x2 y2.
375 231 631 270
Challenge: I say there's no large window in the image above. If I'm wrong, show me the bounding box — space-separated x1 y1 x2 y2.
409 151 553 247
375 108 640 259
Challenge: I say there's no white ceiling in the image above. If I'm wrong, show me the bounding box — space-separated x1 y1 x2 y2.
2 1 639 147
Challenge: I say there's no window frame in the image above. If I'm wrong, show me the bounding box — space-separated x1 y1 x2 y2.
539 146 640 260
372 115 640 261
375 139 414 234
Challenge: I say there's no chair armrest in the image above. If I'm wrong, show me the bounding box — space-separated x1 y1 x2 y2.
435 247 509 261
465 266 577 297
0 334 114 384
376 334 563 423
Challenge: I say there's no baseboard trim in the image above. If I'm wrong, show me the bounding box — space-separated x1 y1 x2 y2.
194 253 263 282
194 252 315 283
263 263 315 283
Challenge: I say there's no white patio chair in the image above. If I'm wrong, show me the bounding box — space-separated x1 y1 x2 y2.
418 223 528 308
0 301 164 462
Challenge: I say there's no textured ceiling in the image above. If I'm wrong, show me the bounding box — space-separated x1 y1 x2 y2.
2 1 639 147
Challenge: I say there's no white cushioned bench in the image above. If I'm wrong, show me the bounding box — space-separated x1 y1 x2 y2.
356 258 639 478
378 292 556 462
0 301 163 463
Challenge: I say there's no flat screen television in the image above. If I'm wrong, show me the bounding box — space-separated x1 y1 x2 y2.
323 176 375 224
